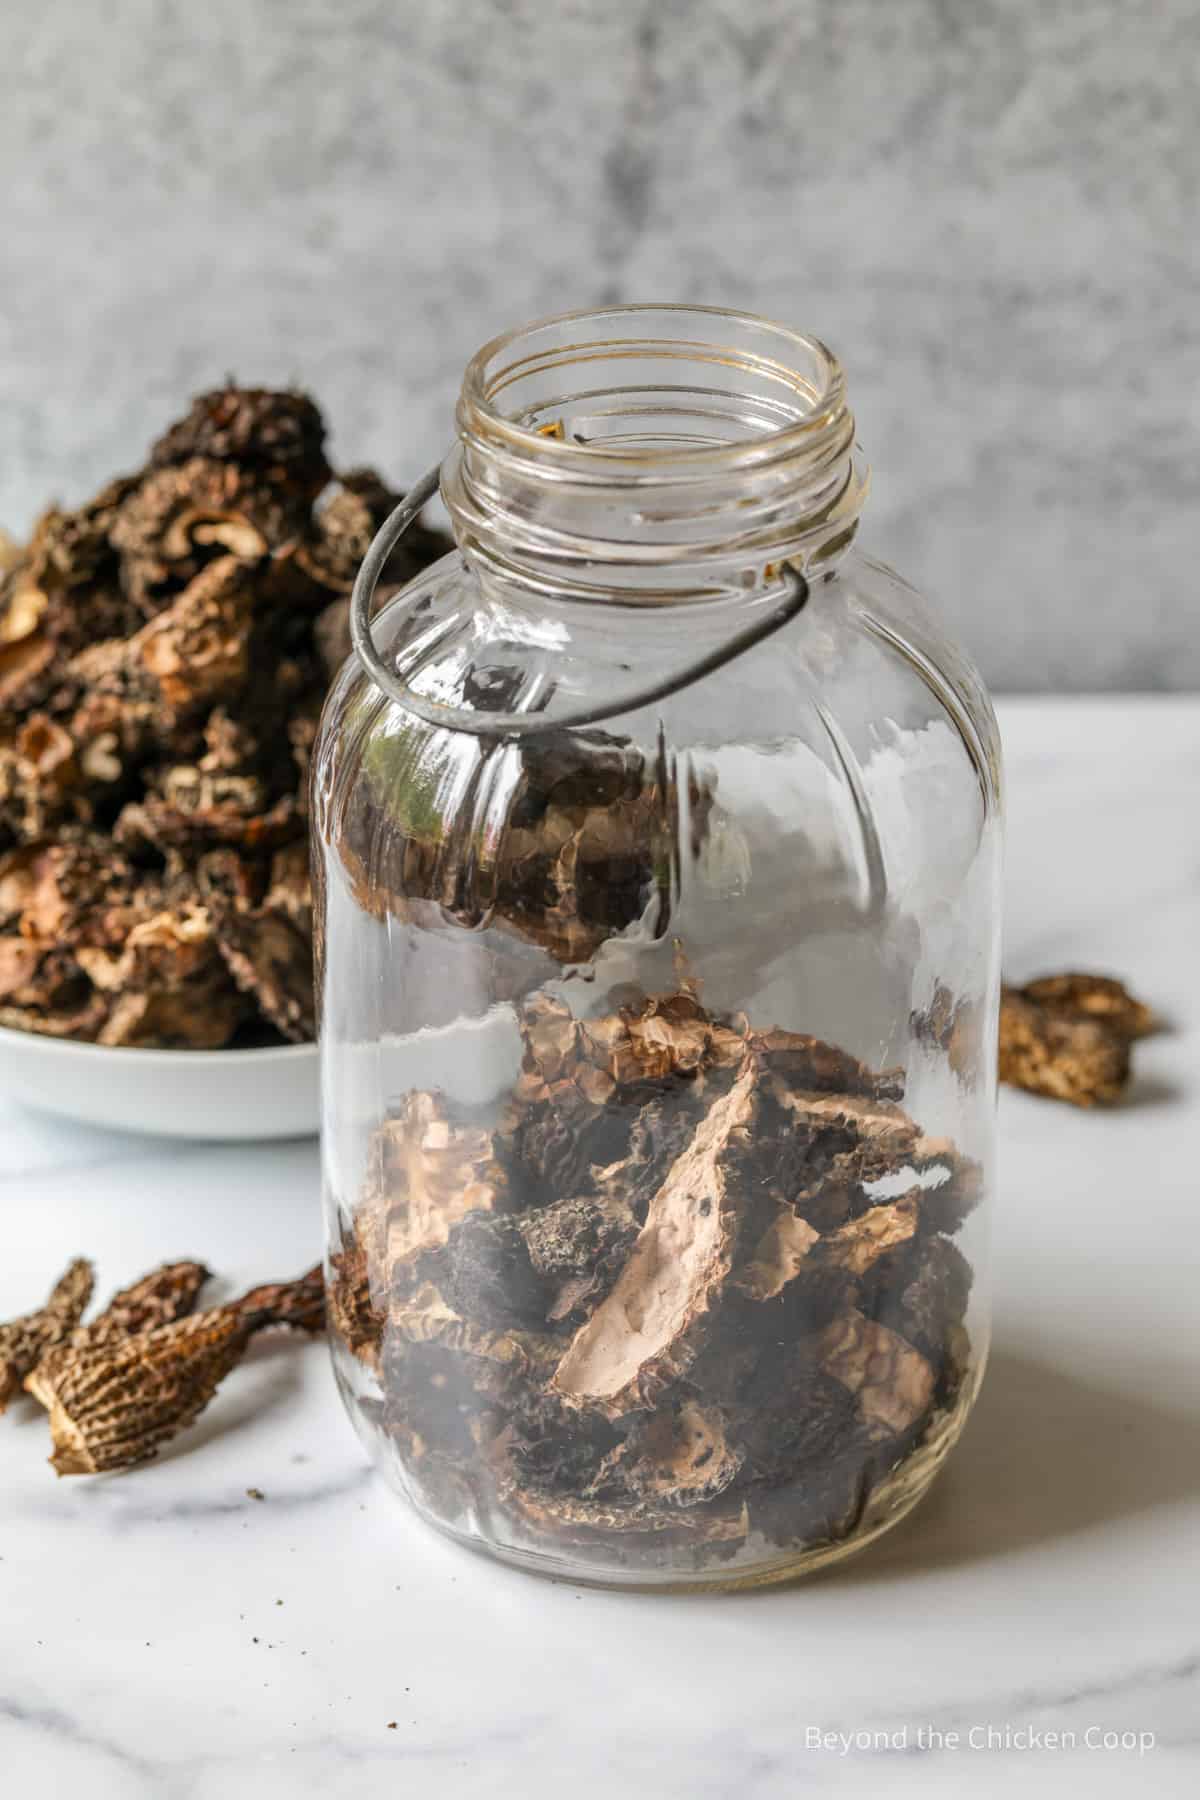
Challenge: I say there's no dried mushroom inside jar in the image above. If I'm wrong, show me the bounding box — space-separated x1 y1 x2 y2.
333 725 708 966
329 980 980 1571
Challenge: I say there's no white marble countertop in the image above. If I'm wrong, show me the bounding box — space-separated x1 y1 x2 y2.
1 697 1197 1799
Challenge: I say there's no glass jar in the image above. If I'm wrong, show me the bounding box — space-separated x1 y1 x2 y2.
312 305 1002 1589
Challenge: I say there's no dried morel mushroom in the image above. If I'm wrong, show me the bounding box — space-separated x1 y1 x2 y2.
328 1226 383 1370
25 1264 324 1476
68 1260 212 1346
336 726 710 965
552 1058 760 1417
1017 973 1155 1041
0 384 449 1046
148 387 330 488
0 1258 94 1412
333 987 981 1570
999 973 1155 1107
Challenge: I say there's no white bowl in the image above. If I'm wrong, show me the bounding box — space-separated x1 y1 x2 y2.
0 1026 319 1140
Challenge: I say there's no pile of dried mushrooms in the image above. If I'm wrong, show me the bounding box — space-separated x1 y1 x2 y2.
0 386 447 1047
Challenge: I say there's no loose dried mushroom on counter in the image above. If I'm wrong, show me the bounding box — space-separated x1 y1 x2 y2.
329 987 980 1567
1 1257 324 1475
0 1257 94 1411
999 973 1156 1107
0 386 449 1047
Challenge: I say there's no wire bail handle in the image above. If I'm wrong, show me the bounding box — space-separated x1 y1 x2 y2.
350 458 810 739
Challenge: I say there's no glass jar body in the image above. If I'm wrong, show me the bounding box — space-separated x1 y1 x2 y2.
313 533 1001 1589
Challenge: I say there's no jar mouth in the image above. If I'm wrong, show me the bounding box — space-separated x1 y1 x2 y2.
458 303 851 477
447 304 867 600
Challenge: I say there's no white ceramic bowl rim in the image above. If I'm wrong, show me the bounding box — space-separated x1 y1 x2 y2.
0 1025 314 1064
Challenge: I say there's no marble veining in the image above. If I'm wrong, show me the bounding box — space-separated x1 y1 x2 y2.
0 698 1197 1798
2 2 1197 692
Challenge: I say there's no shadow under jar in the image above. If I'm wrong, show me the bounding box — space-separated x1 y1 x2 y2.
312 305 1002 1590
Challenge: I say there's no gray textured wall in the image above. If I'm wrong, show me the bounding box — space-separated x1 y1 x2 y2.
3 0 1196 690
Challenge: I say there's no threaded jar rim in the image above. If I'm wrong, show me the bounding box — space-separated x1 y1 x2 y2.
457 302 854 481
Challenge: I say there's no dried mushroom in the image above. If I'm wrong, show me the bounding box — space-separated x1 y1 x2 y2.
109 461 295 611
148 387 330 486
819 1310 935 1439
367 1090 512 1287
519 1194 639 1325
71 1260 212 1344
552 1059 758 1417
1018 973 1155 1041
596 1400 744 1510
0 1259 94 1411
334 986 981 1571
297 467 447 600
25 1265 324 1475
0 384 449 1045
999 973 1154 1107
211 904 314 1042
328 1226 383 1370
338 727 708 964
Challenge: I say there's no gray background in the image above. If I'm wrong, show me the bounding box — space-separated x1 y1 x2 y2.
3 0 1196 691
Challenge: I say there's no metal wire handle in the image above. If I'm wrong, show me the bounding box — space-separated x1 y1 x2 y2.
350 458 810 739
